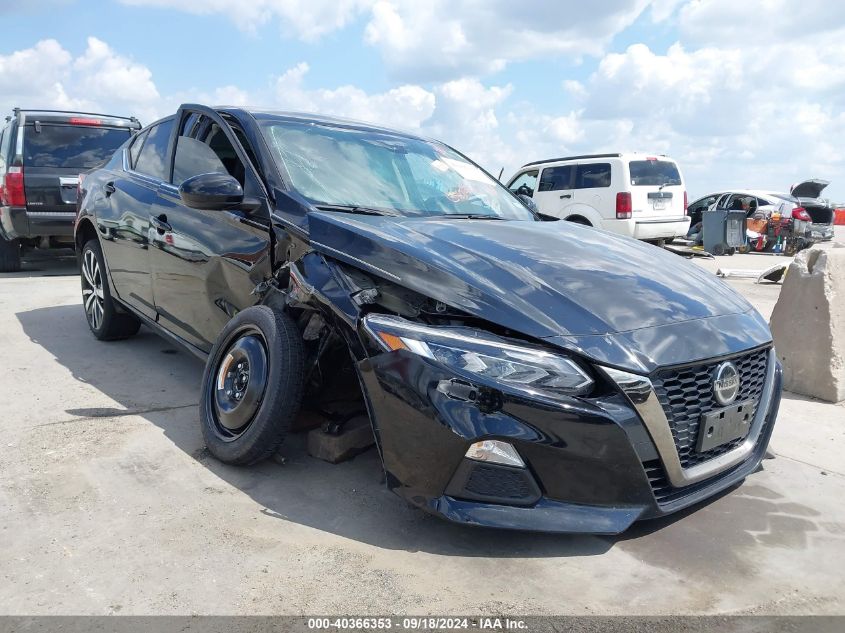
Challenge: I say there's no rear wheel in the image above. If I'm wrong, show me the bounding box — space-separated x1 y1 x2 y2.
80 239 141 340
200 305 304 465
0 236 21 272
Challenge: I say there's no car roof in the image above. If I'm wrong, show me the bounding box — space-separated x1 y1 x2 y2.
520 152 675 169
236 107 430 141
725 189 793 200
10 108 141 128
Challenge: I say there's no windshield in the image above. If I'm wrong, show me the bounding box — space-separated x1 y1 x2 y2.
23 124 131 169
629 160 682 187
260 120 534 220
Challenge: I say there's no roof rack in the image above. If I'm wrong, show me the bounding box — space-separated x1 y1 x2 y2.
12 107 139 123
522 153 622 168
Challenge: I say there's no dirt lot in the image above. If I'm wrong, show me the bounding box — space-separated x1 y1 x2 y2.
1 234 844 616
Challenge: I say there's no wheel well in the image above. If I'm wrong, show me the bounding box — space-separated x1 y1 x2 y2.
565 215 592 226
75 218 97 252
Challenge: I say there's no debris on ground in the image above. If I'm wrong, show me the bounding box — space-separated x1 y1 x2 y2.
716 262 790 284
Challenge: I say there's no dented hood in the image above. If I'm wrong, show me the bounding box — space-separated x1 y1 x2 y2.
791 178 829 199
308 213 769 372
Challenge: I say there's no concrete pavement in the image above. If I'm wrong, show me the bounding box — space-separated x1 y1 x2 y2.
0 236 843 616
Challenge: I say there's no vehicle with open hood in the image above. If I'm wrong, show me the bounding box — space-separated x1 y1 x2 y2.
74 105 783 533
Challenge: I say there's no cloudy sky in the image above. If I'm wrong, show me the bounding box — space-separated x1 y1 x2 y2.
2 0 843 200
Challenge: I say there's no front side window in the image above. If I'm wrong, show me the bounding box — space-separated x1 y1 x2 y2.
260 120 534 220
689 195 718 213
508 170 539 196
629 160 682 186
134 118 175 181
538 165 574 192
574 163 611 189
22 124 131 169
172 114 246 186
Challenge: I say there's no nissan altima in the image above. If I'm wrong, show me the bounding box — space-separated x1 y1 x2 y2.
74 104 782 533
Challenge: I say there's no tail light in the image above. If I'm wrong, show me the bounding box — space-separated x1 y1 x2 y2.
616 192 632 219
1 166 26 207
683 191 688 215
792 207 811 222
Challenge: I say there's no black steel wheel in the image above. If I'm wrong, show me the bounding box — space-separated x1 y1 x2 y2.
210 327 269 438
200 305 304 465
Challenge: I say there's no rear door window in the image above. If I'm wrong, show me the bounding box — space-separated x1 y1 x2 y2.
22 124 131 169
128 129 149 170
134 119 175 181
629 160 681 186
574 163 611 189
538 165 574 191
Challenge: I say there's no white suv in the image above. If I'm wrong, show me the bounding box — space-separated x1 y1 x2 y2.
506 153 690 242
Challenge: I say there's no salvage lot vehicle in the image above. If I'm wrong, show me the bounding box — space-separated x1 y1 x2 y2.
688 184 835 243
505 153 690 244
75 105 782 533
791 179 835 241
0 108 141 272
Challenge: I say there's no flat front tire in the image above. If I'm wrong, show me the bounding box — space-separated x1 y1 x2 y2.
80 239 141 340
200 305 304 466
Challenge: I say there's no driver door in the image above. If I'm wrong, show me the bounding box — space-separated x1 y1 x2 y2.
148 107 273 352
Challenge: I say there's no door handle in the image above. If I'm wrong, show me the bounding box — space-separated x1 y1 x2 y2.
104 182 116 196
151 214 171 234
560 194 572 199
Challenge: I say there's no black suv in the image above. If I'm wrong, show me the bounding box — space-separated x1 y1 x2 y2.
75 104 782 533
0 108 141 271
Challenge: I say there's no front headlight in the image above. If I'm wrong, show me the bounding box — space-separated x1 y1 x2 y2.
362 314 593 399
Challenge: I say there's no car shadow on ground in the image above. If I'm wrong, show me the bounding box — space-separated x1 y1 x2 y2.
15 301 823 563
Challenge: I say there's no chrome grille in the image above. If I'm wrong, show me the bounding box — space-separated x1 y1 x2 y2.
651 348 769 468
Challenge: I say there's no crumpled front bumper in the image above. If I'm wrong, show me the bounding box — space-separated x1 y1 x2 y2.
357 348 782 534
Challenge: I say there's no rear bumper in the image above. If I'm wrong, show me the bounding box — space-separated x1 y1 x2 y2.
603 217 690 240
358 345 782 534
810 222 834 241
0 205 76 240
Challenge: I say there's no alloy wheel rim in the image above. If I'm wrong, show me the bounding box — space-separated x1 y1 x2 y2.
81 249 105 330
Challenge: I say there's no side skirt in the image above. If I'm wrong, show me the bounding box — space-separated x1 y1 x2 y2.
114 297 209 362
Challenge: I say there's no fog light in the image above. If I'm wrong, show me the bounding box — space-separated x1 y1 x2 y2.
465 440 525 468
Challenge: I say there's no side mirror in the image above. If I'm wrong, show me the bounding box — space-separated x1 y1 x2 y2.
179 172 244 211
518 193 540 214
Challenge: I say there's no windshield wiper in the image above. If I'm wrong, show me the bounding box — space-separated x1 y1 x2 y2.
314 204 400 217
437 214 507 220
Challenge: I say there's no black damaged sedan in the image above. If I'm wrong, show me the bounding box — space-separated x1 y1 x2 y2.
75 104 782 533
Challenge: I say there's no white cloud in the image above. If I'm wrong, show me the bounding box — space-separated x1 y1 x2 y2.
73 37 159 105
122 0 656 81
0 38 159 121
121 0 374 41
554 24 845 199
364 0 652 81
272 62 436 132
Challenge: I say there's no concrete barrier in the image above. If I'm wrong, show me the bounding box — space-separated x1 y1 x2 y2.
770 245 845 402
